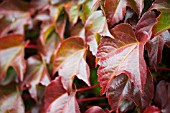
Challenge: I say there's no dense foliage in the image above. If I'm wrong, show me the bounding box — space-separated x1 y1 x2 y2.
0 0 170 113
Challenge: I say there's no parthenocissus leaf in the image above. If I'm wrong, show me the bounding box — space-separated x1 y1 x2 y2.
0 82 25 113
107 71 154 112
85 106 105 113
104 0 144 27
85 10 112 55
0 34 26 82
151 0 170 36
144 105 161 113
21 55 51 101
53 37 90 92
154 80 170 113
41 77 80 113
146 30 170 68
97 23 147 94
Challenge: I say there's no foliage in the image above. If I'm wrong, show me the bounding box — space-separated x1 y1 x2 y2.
0 0 170 113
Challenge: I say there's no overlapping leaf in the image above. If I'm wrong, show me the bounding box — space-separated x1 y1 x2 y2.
0 2 31 36
144 105 161 113
151 0 170 36
85 10 112 55
0 34 26 82
154 80 170 113
41 77 80 113
0 82 25 113
97 23 147 94
53 37 90 92
21 55 50 101
136 11 157 39
107 71 154 112
104 0 144 27
85 106 105 113
146 30 170 68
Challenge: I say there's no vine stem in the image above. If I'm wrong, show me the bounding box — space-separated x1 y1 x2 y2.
149 67 170 71
25 44 38 49
77 97 106 102
77 84 100 92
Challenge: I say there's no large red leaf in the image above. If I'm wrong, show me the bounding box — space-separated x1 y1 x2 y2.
41 77 80 113
154 80 170 113
85 10 112 55
104 0 144 27
151 0 170 36
53 37 90 92
21 55 50 101
97 23 147 94
0 34 26 82
0 82 25 113
146 30 170 68
107 71 154 112
85 106 105 113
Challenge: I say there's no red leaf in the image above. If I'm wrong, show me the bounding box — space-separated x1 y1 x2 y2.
136 11 157 40
104 0 144 27
0 82 25 113
41 77 80 113
154 80 170 113
21 55 50 101
85 106 105 113
85 10 112 55
146 30 170 68
53 37 90 92
107 71 154 112
0 34 26 82
97 23 147 94
144 105 161 113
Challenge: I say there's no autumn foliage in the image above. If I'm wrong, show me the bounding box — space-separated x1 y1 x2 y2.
0 0 170 113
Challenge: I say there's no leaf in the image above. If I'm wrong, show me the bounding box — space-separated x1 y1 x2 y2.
85 10 112 55
136 11 157 39
107 71 154 112
151 0 170 36
71 22 85 40
104 0 144 27
146 30 170 68
64 2 81 27
0 82 25 113
0 10 30 36
41 77 80 113
118 99 135 113
38 25 62 63
0 34 26 82
85 106 105 113
144 105 161 113
154 80 170 113
53 37 90 92
21 55 50 101
96 23 147 94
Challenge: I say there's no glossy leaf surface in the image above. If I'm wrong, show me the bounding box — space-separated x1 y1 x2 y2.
107 71 154 112
41 77 80 113
53 37 90 92
97 23 147 94
85 10 112 55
